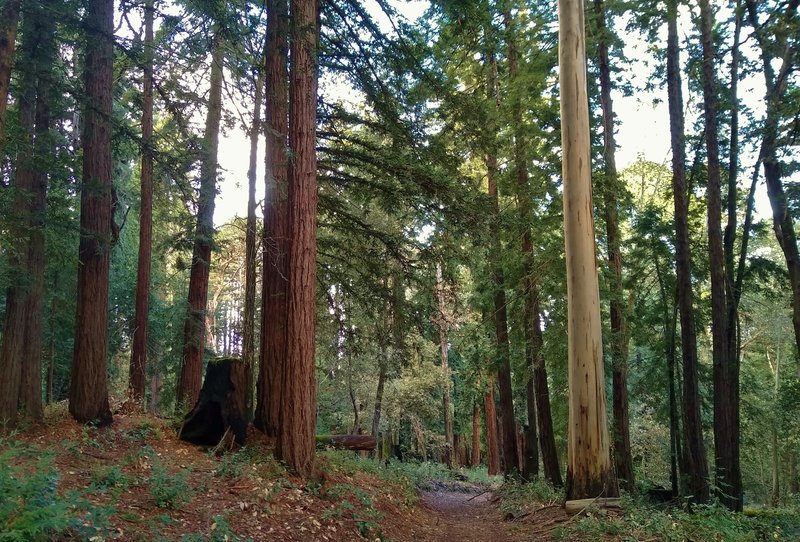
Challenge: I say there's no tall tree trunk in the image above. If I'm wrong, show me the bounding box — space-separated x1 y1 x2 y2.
435 263 454 467
666 0 709 503
501 3 540 482
532 290 563 487
699 0 739 511
371 348 387 438
558 0 617 500
277 0 318 477
593 0 634 494
177 29 224 410
472 403 481 467
255 0 289 437
485 383 501 475
69 0 115 426
129 0 155 408
483 46 519 477
0 0 20 150
744 0 800 360
240 47 265 422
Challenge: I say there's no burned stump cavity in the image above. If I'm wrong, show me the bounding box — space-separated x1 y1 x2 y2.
178 357 247 447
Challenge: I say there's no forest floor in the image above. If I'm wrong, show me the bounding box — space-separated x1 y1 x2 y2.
4 405 796 541
2 405 569 541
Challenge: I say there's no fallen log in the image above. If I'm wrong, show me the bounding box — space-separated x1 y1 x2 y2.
316 434 377 451
564 497 621 516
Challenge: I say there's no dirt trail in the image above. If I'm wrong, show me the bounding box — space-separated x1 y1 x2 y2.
417 487 533 542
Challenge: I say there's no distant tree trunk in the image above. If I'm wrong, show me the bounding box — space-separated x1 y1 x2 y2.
485 383 501 475
502 3 539 482
240 46 265 422
744 0 800 360
177 29 224 410
371 344 387 438
699 0 739 511
0 0 20 150
69 0 115 426
277 0 318 477
558 0 617 500
666 0 709 504
532 290 563 487
255 0 289 437
129 0 155 408
471 404 481 467
593 0 634 494
435 263 454 467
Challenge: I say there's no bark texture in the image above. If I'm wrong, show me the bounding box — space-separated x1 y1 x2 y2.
485 383 501 475
558 0 617 500
255 0 289 437
435 263 454 466
130 0 155 407
0 0 20 149
177 30 224 410
666 0 709 503
277 0 318 477
70 0 114 426
471 404 481 467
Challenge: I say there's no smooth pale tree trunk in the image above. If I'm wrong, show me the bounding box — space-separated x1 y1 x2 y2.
593 0 634 494
240 47 265 421
472 404 481 467
177 30 224 410
70 0 114 426
255 0 289 437
666 0 709 503
435 263 454 467
0 0 20 150
130 0 155 407
485 383 501 475
558 0 617 501
277 0 318 477
699 0 740 512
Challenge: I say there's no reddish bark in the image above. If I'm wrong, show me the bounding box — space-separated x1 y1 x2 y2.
69 0 114 426
471 404 481 467
255 0 289 437
666 0 709 503
177 30 224 410
0 0 20 149
485 384 501 475
277 0 318 477
130 0 155 407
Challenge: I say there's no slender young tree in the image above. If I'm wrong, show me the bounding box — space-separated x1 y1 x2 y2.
129 0 155 407
435 262 454 466
666 0 709 503
277 0 318 477
0 0 20 150
558 0 617 501
698 0 740 511
69 0 115 425
484 382 501 475
177 27 225 409
255 0 289 437
593 0 634 493
240 43 266 420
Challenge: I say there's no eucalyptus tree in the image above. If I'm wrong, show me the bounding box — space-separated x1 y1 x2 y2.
558 0 617 501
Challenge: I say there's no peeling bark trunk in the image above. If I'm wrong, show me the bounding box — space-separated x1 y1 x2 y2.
558 0 617 500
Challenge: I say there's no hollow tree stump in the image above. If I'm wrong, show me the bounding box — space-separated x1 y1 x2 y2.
178 357 247 447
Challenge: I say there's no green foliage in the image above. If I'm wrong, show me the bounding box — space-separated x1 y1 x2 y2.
142 449 193 510
89 464 131 495
498 479 564 519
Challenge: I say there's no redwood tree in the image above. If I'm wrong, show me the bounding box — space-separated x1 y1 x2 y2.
129 0 155 407
0 0 20 150
666 0 709 503
177 27 225 410
277 0 318 477
255 0 289 437
69 0 115 425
